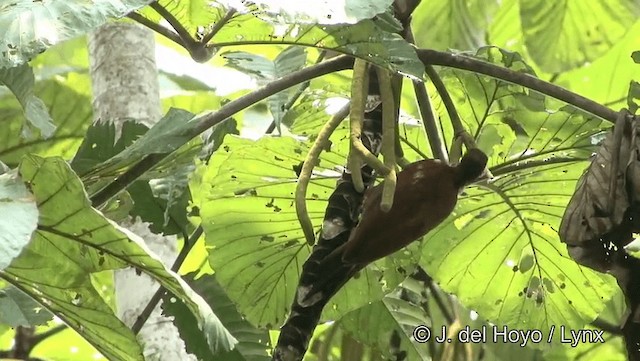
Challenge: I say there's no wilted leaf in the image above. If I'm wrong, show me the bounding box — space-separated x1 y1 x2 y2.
559 112 634 271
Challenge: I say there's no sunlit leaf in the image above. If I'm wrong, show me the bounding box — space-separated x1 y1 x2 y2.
419 47 617 335
0 73 92 167
520 0 640 72
213 13 424 78
199 134 417 327
412 0 501 51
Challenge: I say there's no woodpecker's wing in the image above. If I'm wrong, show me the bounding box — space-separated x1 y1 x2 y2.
341 160 458 264
302 160 459 303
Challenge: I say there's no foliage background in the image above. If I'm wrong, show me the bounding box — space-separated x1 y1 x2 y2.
1 0 639 360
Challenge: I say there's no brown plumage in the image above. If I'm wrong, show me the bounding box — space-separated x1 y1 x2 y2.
336 148 487 265
302 149 488 303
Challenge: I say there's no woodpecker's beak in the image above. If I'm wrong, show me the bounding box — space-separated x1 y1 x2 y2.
477 166 493 182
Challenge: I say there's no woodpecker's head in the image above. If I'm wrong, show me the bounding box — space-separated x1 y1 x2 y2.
455 148 488 187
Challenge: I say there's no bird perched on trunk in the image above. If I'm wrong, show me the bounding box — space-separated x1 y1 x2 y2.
300 148 488 306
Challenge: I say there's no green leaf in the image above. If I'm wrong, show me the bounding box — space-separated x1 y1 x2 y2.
0 0 153 68
220 0 393 24
163 273 271 361
79 108 200 191
340 282 432 360
199 135 418 328
0 64 56 138
139 0 227 38
224 47 307 133
418 47 617 336
0 170 38 270
212 14 424 78
71 119 194 235
0 285 53 327
71 120 149 177
412 0 501 51
520 0 640 72
1 155 237 360
0 73 92 167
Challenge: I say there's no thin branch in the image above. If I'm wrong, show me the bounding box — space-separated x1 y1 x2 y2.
31 325 67 348
201 9 237 45
399 135 430 160
416 49 618 123
413 80 448 161
490 156 589 176
149 2 195 47
404 27 448 162
424 65 467 140
131 225 203 334
90 55 353 207
427 280 454 325
127 12 184 47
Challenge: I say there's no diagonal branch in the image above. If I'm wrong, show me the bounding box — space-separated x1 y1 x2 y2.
127 12 185 47
404 27 448 162
90 56 353 207
416 49 618 123
149 2 196 47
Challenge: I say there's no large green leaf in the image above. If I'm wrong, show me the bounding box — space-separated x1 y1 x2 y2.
79 108 202 191
412 0 501 51
520 0 640 72
0 155 237 360
199 134 418 328
0 0 153 68
340 276 435 360
420 47 617 335
138 0 226 37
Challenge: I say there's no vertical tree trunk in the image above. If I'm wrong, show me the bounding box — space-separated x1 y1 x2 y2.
88 22 195 361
